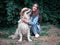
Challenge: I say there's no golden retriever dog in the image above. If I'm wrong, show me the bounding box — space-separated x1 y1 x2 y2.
9 8 32 42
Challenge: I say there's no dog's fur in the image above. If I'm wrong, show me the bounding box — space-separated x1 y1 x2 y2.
9 8 32 42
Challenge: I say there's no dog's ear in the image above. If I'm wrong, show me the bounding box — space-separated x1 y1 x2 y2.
19 8 29 16
19 9 24 17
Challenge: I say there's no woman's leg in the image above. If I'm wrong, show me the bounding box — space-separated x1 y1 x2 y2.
37 25 41 34
31 25 39 37
30 28 35 36
32 26 37 35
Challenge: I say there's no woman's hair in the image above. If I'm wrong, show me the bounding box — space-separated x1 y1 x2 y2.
31 3 42 23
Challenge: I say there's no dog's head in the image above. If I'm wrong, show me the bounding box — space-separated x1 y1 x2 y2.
20 8 32 17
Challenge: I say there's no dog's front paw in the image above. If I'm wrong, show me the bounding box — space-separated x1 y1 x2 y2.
8 35 16 39
8 35 13 39
18 39 22 42
28 39 32 42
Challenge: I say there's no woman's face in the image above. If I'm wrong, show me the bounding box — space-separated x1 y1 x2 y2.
32 4 38 12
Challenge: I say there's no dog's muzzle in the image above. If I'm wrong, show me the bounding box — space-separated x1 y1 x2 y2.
27 10 32 14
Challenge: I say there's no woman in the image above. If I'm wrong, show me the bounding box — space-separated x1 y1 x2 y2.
22 4 42 38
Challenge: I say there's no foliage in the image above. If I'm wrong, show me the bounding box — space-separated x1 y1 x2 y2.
56 42 60 45
0 0 60 27
43 0 60 25
0 25 17 38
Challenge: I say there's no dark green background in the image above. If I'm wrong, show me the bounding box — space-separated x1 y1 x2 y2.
0 0 60 27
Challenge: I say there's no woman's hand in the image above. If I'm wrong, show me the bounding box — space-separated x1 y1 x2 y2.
22 18 29 24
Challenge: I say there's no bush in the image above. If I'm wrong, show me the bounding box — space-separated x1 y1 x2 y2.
0 0 60 27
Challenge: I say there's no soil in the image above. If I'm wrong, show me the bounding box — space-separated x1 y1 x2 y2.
0 25 60 45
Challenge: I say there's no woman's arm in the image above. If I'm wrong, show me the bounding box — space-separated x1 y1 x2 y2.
22 16 39 26
22 19 29 24
29 16 38 26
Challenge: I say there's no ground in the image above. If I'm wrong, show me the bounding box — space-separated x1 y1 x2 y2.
0 25 60 45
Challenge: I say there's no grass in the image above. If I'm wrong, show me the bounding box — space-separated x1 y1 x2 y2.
56 24 60 28
57 33 60 37
41 22 50 26
56 42 60 45
42 27 49 32
39 32 48 36
35 42 39 45
34 41 40 45
39 27 50 36
45 40 48 42
0 25 17 38
0 34 9 39
39 24 52 36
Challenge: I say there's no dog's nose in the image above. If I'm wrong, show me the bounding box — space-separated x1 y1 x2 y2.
27 10 32 14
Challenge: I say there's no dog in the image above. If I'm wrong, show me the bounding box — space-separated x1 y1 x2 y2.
9 8 32 42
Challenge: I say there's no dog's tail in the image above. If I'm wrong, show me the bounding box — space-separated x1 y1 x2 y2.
8 35 16 39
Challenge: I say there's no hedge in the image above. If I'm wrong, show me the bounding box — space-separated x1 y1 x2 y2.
0 0 60 27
